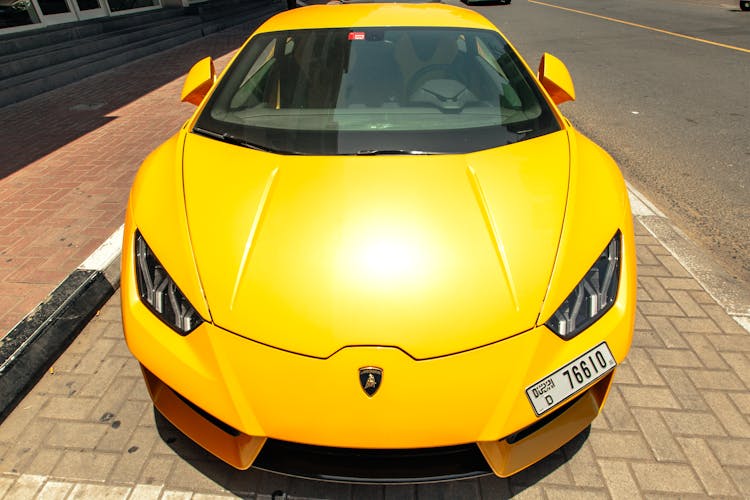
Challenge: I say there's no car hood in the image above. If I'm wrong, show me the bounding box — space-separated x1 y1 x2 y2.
182 131 570 359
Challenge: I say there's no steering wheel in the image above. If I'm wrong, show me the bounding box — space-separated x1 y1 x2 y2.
406 64 464 97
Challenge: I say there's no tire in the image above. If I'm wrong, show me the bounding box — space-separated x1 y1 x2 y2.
741 0 750 11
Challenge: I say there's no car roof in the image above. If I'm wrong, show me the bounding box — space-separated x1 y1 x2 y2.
254 3 500 34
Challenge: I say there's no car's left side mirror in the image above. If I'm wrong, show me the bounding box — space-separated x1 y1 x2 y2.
538 53 576 106
181 57 217 106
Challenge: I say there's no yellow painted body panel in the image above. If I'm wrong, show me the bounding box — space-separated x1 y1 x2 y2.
140 365 266 469
124 245 633 449
181 131 570 359
538 52 576 105
478 375 611 477
255 4 496 33
180 57 216 106
123 138 635 447
121 2 636 478
124 131 210 322
538 130 636 326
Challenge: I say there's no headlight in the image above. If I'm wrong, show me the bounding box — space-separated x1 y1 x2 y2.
135 231 203 335
545 232 621 339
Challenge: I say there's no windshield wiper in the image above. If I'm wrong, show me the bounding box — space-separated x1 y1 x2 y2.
355 149 438 156
193 127 288 154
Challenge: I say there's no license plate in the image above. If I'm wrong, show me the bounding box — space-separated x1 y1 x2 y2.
525 342 617 416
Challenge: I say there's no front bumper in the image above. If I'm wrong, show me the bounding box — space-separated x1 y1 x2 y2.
141 360 612 481
122 212 635 481
124 280 631 480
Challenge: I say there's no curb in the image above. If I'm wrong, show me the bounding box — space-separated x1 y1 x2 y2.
627 183 750 326
0 227 123 422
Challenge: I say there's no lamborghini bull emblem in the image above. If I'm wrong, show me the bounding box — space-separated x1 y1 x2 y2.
358 367 383 397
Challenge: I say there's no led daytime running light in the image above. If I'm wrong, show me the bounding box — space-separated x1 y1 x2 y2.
546 232 621 339
135 231 203 335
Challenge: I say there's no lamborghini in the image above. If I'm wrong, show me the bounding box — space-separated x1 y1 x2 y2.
122 2 636 482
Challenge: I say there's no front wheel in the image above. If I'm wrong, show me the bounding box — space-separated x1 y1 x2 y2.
741 0 750 11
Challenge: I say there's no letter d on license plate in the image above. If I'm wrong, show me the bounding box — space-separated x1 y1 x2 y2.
525 342 616 416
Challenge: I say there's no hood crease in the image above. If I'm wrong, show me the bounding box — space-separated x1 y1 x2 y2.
466 165 520 312
230 167 279 311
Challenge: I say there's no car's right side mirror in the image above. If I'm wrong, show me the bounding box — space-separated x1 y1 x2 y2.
537 53 576 106
181 57 217 106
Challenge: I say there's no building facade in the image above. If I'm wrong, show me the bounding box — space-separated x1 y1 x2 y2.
0 0 194 34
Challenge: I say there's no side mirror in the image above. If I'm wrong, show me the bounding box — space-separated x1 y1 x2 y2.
181 57 216 106
537 53 575 106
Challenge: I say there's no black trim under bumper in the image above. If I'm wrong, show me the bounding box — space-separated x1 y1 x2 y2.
253 439 492 484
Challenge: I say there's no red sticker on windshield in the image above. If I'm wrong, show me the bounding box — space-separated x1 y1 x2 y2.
348 32 366 41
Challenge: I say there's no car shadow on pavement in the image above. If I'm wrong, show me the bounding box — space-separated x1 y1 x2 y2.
153 407 591 498
0 30 248 182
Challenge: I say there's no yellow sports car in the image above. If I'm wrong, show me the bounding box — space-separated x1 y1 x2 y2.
122 2 636 482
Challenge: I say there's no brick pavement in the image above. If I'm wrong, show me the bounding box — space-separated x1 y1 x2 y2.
0 222 748 498
1 2 750 497
0 6 281 336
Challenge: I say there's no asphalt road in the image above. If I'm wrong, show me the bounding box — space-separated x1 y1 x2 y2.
456 0 750 286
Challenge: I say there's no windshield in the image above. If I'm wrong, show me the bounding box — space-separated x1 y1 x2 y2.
195 27 560 155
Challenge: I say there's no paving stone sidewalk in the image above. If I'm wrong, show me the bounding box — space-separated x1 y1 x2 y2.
1 2 749 497
0 222 748 499
0 6 282 337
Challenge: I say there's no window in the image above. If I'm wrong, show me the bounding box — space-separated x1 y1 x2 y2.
195 27 559 155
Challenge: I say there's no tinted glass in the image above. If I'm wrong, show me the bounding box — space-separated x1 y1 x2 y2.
0 0 41 28
37 0 70 15
76 0 100 10
106 0 157 12
195 27 560 155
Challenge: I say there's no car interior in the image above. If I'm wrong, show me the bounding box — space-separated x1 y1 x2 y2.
225 28 535 117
